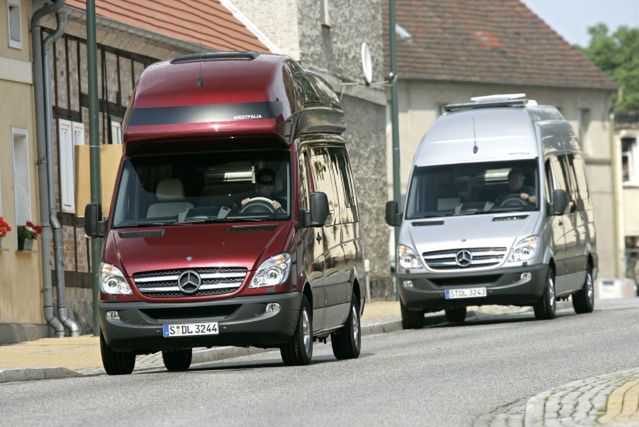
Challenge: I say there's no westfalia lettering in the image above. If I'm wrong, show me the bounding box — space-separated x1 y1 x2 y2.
129 101 283 126
233 114 263 120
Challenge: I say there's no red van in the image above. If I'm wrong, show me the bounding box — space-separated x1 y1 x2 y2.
84 52 365 375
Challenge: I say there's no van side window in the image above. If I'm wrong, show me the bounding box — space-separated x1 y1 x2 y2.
549 157 567 192
310 147 339 224
329 147 358 223
569 154 591 210
544 159 553 205
298 150 311 211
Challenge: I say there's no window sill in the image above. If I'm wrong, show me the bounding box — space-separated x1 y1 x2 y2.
622 182 639 189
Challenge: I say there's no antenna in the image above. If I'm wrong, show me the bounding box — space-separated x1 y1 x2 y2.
472 116 478 154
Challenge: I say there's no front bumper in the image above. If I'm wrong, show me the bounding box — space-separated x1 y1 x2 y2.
399 264 548 311
99 292 302 353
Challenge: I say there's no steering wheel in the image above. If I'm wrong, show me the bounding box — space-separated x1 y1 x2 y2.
499 195 528 208
240 197 277 214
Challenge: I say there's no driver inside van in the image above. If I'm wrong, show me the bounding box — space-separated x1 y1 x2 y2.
498 168 537 205
241 168 285 211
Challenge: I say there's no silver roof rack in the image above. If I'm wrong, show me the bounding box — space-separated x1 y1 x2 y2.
444 93 533 112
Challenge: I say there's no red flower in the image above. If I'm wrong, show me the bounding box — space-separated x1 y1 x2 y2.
0 217 11 237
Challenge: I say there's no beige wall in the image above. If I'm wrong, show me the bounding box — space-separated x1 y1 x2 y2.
0 0 45 324
388 80 620 277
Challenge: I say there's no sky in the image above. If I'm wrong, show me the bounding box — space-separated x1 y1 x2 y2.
520 0 639 47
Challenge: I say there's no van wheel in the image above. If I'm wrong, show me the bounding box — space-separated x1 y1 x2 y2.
572 266 595 314
331 293 361 360
280 295 313 366
534 269 557 320
100 332 135 375
445 307 467 323
401 300 425 329
162 349 192 371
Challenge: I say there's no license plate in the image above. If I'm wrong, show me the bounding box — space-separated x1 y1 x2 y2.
163 322 219 337
444 287 487 299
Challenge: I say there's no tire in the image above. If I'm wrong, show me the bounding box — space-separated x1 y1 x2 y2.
331 293 361 360
280 295 313 366
534 268 557 320
445 307 467 323
162 349 192 371
572 266 595 314
100 332 135 375
400 299 425 329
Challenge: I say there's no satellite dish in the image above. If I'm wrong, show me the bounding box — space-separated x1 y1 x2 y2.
361 42 373 85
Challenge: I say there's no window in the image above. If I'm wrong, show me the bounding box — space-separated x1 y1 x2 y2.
578 108 591 150
310 147 339 224
7 0 22 49
622 137 637 184
58 120 85 213
12 128 31 225
405 159 539 219
111 121 123 145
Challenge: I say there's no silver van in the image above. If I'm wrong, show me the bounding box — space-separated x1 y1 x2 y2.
386 94 597 328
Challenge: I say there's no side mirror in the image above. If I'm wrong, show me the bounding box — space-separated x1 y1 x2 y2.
84 203 105 238
304 192 329 227
385 200 402 226
551 189 568 216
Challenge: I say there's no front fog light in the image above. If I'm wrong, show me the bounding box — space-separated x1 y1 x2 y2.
265 303 281 313
105 311 120 320
402 280 414 288
520 272 532 282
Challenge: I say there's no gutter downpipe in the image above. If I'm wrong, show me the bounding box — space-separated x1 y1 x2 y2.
43 8 80 337
31 0 65 337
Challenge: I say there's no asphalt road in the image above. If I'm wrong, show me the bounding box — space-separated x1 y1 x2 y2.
1 299 639 426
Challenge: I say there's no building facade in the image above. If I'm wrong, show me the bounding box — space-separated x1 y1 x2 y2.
1 0 271 341
0 0 47 342
231 0 392 295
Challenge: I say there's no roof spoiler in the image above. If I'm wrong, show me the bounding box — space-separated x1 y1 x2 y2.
444 93 536 112
170 51 259 64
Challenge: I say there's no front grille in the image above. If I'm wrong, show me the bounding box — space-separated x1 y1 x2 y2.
423 247 507 270
141 305 239 320
132 267 247 298
429 275 502 287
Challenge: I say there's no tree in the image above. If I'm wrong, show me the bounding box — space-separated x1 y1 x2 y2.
581 23 639 112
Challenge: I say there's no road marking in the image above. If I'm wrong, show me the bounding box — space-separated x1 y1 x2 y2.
599 377 639 424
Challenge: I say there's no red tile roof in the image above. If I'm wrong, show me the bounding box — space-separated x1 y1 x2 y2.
385 0 617 90
66 0 268 52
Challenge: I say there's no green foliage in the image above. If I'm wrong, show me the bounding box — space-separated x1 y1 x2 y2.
580 23 639 112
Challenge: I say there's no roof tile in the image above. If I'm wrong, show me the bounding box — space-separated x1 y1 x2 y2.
384 0 617 90
66 0 268 52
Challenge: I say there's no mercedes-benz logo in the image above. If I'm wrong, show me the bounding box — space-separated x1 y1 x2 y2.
177 270 201 294
455 250 473 267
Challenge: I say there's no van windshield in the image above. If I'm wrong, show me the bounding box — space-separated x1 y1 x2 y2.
405 159 540 219
111 151 291 228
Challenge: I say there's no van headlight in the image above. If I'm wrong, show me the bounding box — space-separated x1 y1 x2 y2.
508 236 539 262
398 244 424 273
250 253 291 288
100 263 133 295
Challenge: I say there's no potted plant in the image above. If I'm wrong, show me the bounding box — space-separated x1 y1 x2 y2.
17 221 42 251
0 217 11 249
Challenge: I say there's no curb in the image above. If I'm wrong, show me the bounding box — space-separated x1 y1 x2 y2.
0 317 404 383
0 367 82 384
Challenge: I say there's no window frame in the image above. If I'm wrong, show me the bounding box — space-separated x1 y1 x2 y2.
12 127 31 225
58 119 85 213
7 0 22 50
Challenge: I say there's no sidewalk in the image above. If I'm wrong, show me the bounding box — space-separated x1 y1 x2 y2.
0 301 402 382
